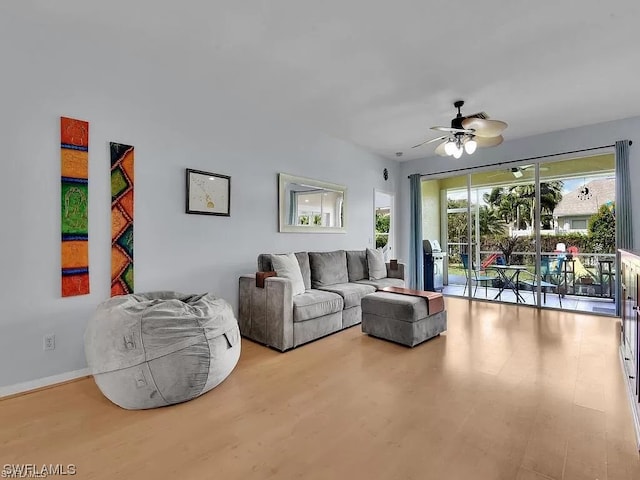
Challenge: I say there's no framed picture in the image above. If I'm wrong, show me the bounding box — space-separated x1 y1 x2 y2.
185 168 231 216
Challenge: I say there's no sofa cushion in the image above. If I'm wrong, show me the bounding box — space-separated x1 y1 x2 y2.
309 250 348 288
346 250 368 282
318 283 376 309
356 278 405 289
292 290 344 323
259 252 310 290
366 247 387 280
271 253 306 296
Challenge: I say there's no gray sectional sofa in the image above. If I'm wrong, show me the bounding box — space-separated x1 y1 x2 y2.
238 249 405 351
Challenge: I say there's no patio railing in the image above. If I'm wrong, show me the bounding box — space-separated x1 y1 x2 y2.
446 249 616 299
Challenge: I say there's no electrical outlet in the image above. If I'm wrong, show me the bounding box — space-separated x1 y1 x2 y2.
43 334 55 351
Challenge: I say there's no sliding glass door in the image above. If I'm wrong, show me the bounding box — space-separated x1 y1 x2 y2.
422 152 617 315
537 154 616 314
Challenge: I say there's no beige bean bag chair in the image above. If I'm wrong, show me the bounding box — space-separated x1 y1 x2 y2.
85 291 240 409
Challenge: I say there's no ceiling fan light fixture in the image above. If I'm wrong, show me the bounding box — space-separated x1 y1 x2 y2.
464 138 477 155
411 101 508 156
444 140 457 156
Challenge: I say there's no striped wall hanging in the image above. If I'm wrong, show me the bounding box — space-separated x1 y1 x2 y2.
110 142 134 296
60 116 90 297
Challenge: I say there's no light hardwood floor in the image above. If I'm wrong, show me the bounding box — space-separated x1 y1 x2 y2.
1 298 639 479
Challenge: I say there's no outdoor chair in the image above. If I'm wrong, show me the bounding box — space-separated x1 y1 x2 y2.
461 253 495 297
521 256 564 307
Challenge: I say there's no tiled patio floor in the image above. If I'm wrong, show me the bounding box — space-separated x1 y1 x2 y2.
442 283 617 315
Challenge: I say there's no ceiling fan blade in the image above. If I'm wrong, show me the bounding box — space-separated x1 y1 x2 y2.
521 164 550 171
475 135 504 148
462 111 489 120
411 135 447 148
431 126 474 134
487 170 508 178
461 118 507 137
434 141 448 157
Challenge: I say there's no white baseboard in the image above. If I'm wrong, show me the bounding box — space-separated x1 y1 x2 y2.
0 368 91 399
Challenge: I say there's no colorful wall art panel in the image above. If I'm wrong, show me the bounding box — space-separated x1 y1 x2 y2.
110 142 134 297
61 116 90 297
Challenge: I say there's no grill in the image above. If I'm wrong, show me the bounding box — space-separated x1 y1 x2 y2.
423 239 445 292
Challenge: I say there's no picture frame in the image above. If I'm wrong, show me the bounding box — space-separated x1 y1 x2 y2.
185 168 231 216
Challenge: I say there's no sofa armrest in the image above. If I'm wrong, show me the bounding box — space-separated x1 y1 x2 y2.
238 275 294 351
386 262 405 280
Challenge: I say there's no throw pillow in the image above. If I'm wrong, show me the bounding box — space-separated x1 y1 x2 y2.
270 253 306 296
367 247 387 280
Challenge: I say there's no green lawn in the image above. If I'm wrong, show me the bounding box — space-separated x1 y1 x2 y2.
449 264 599 283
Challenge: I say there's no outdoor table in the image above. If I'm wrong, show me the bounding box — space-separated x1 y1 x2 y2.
490 265 528 303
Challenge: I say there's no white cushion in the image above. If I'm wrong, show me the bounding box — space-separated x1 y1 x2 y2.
366 248 387 280
271 253 306 296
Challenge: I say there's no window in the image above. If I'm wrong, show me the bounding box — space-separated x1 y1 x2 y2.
572 219 587 229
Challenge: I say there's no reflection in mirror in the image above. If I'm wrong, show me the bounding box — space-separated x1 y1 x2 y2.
278 173 346 233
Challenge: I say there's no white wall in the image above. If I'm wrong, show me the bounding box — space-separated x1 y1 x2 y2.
398 117 640 266
421 179 441 243
0 8 398 388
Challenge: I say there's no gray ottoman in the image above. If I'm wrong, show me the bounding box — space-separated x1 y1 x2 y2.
361 292 447 347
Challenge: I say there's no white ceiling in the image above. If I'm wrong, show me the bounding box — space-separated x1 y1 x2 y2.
24 0 640 161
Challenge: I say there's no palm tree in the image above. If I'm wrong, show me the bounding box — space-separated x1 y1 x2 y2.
508 181 564 230
483 187 505 208
510 184 535 230
498 192 527 229
479 206 505 236
539 181 564 229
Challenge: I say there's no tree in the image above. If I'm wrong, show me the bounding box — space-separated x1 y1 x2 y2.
499 192 527 229
501 181 564 230
539 181 564 229
509 185 534 229
483 187 505 208
588 203 616 253
375 212 390 248
375 212 390 233
479 206 505 236
493 235 526 265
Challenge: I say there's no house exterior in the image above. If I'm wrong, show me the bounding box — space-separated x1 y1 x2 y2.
553 178 615 232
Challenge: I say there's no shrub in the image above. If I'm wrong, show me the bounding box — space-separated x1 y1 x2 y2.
587 203 616 253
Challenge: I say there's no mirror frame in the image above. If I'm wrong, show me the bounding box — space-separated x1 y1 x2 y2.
278 173 347 233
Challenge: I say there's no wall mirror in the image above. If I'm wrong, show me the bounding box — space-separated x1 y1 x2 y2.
278 173 346 233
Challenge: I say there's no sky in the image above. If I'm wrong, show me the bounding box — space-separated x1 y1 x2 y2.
447 175 615 204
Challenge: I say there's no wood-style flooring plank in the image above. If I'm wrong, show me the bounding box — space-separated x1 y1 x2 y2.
1 298 639 479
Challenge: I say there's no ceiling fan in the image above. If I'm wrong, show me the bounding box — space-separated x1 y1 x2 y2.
412 100 507 158
511 164 549 177
487 164 550 179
